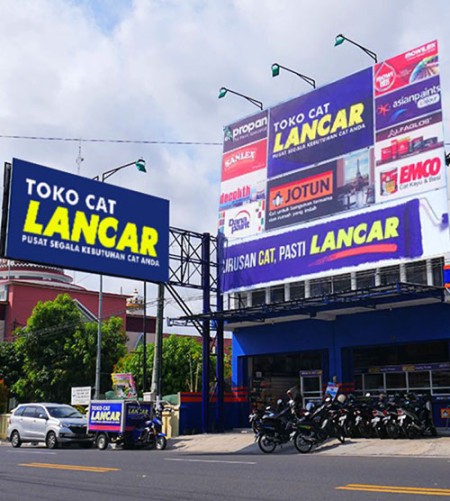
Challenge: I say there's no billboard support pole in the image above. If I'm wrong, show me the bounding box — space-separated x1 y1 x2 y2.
201 233 211 433
0 162 12 257
142 280 147 393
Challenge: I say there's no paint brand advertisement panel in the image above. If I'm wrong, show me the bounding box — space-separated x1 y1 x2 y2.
4 158 170 282
218 40 449 293
221 190 449 292
268 67 374 178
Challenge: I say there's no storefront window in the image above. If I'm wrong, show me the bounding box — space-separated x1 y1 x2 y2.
356 269 376 289
405 261 427 284
290 282 305 300
310 278 331 297
408 371 431 389
379 265 399 286
432 370 450 394
432 257 444 286
386 372 406 391
332 274 351 294
364 373 384 391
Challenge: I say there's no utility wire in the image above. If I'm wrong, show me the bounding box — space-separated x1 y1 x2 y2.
0 134 222 146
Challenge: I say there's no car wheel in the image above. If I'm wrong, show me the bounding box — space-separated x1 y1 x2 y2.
11 431 21 448
156 436 167 451
46 431 58 449
96 433 109 450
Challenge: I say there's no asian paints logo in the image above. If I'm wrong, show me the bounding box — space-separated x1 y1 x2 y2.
229 210 251 234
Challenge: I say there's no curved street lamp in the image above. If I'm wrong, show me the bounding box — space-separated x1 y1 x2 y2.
335 34 378 63
218 87 263 110
93 158 147 400
271 63 316 89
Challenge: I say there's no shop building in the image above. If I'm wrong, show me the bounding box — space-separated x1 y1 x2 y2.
226 257 450 426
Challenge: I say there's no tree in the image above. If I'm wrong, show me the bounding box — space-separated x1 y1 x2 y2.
115 334 203 395
114 334 233 395
11 293 127 403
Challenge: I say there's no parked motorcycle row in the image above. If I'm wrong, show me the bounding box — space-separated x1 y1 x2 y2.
249 391 437 454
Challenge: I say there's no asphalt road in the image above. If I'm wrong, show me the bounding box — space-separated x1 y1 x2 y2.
2 443 450 500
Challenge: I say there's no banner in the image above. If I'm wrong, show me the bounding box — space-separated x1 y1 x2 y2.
221 196 446 293
4 159 170 282
268 68 374 177
218 40 449 292
374 40 438 96
111 373 137 399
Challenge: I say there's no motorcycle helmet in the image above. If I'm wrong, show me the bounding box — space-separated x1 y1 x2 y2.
337 394 346 404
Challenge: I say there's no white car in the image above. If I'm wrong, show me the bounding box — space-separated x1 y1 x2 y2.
7 402 94 449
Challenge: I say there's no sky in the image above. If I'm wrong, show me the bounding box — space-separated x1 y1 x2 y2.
1 0 449 327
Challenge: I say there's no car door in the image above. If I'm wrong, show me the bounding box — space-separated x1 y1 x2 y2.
32 405 49 441
20 405 39 440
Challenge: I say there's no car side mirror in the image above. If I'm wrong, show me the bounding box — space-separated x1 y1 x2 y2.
38 413 48 420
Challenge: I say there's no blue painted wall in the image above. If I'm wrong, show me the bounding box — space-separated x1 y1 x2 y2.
231 302 450 427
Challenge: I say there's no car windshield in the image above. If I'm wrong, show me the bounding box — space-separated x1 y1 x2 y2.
46 406 83 419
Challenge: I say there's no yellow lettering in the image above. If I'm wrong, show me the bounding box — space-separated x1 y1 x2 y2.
366 220 384 243
321 231 336 252
23 200 43 235
273 132 284 153
336 227 354 249
300 120 318 143
71 212 100 244
353 223 367 245
284 127 300 149
42 206 70 239
310 235 321 255
139 227 158 256
348 103 364 126
317 114 331 136
98 217 118 248
330 108 348 134
384 216 399 238
117 223 139 253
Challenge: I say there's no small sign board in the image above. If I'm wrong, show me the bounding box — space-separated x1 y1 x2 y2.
440 408 450 419
71 386 92 406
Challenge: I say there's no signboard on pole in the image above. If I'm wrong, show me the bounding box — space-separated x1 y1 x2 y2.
71 386 92 406
3 159 170 283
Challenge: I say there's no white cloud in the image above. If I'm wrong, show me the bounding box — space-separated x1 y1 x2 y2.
1 0 449 323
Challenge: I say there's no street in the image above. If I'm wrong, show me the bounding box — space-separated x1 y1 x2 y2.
2 441 450 501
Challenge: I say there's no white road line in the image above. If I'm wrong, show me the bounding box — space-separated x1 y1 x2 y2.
7 450 57 455
165 458 256 465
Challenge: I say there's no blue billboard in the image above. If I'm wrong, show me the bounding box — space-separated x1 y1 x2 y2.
4 158 169 282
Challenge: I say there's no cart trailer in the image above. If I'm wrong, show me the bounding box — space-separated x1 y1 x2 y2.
88 400 153 450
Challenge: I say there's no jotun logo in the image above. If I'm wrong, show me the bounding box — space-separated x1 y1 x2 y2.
269 171 333 211
229 210 251 234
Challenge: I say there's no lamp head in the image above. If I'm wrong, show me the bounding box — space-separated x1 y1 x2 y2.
218 87 228 99
335 34 345 46
135 158 146 173
271 63 280 77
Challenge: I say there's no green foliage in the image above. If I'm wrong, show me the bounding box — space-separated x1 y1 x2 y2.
0 340 23 391
115 335 203 395
11 293 127 403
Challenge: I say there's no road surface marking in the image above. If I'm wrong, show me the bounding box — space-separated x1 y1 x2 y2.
19 462 119 473
337 483 450 496
165 458 256 465
8 451 57 455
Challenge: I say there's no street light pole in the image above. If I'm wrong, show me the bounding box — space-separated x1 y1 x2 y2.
93 159 146 400
334 34 378 63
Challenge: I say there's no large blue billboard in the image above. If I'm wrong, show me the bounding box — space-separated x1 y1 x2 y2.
268 68 374 178
4 158 169 282
218 40 450 293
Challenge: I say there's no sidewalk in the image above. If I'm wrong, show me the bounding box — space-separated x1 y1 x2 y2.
167 428 450 457
2 429 450 457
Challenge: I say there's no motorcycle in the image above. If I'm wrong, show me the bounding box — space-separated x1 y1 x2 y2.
256 400 297 453
397 394 437 439
137 404 168 450
293 398 345 454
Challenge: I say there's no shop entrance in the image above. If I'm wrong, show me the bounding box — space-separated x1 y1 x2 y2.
247 350 326 410
300 370 323 407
